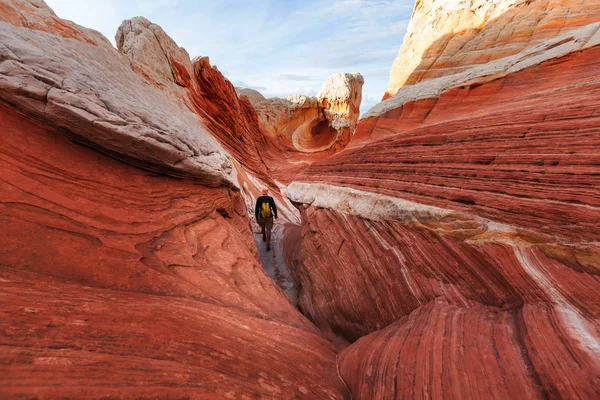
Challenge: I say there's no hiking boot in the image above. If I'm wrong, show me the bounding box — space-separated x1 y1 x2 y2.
262 233 266 242
266 244 271 251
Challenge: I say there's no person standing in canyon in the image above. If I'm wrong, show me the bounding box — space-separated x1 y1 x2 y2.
255 188 278 251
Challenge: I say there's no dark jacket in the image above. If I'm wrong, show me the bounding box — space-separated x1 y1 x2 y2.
255 195 277 220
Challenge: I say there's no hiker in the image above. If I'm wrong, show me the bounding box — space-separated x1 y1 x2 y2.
255 188 278 251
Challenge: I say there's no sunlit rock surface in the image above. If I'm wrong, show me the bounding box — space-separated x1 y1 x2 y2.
236 87 266 103
0 0 110 46
384 0 600 98
0 13 235 187
0 2 350 398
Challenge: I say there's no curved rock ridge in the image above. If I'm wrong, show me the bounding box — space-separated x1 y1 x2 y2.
339 299 600 399
309 41 600 244
288 181 600 329
0 3 350 398
367 22 600 123
384 0 600 98
114 17 363 187
243 72 364 154
0 19 236 188
235 86 266 103
290 205 600 396
288 19 600 399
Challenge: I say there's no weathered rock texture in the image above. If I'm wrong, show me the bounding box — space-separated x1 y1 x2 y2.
288 16 600 400
0 15 235 187
0 2 350 398
339 299 600 399
243 72 363 154
115 16 274 186
385 0 600 98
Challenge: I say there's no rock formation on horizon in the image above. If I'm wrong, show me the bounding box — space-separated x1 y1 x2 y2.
237 72 363 155
1 0 599 398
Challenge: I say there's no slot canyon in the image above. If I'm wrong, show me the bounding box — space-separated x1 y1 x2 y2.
1 0 599 398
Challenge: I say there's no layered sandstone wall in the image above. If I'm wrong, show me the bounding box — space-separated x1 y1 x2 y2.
0 1 350 398
0 103 348 398
288 11 600 400
385 0 600 98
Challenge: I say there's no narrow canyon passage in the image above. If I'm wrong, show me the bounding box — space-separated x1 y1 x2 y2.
1 0 600 399
253 221 299 304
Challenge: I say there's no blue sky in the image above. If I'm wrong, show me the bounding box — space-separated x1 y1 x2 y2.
45 0 414 113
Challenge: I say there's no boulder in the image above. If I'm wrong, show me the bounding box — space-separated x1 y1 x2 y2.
235 87 266 103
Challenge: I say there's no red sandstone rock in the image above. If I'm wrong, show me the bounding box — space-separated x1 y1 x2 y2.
0 3 349 398
243 72 363 158
0 268 346 399
115 17 275 186
288 18 600 400
0 94 349 400
5 0 600 398
297 43 600 243
339 300 600 399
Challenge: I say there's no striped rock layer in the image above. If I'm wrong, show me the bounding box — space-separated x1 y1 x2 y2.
288 16 600 400
0 1 350 398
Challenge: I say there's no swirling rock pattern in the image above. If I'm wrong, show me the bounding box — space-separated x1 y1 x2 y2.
243 72 363 154
0 90 349 400
0 2 349 398
288 18 600 400
339 299 600 399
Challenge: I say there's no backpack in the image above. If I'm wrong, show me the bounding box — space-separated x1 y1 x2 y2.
261 200 272 218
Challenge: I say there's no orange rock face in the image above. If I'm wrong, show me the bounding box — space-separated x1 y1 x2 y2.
116 17 275 186
339 299 600 399
3 0 600 398
385 0 600 98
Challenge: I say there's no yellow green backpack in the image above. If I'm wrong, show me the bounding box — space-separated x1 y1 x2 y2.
261 201 272 218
